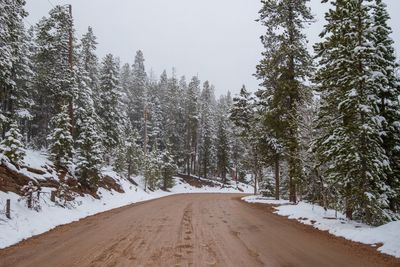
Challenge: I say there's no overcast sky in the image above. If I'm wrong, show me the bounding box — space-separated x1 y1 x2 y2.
25 0 400 97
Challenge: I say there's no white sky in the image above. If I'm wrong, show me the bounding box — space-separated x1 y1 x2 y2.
25 0 400 97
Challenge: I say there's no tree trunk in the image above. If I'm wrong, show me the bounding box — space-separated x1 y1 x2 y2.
345 183 353 219
253 147 259 195
253 173 257 195
186 156 190 175
289 174 296 203
193 146 197 176
190 154 193 175
204 159 207 179
163 170 167 191
275 155 280 200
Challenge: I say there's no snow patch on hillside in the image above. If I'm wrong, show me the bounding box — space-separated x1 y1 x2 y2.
4 149 58 182
242 196 400 258
23 150 51 171
0 169 251 249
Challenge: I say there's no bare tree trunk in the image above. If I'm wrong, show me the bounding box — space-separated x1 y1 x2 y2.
275 155 280 200
204 157 207 179
190 153 193 175
289 174 296 203
253 173 257 195
128 161 131 179
186 156 190 175
345 183 353 219
194 146 197 176
253 147 259 195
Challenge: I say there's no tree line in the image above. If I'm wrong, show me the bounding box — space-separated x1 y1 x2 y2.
1 0 399 226
230 0 400 226
0 2 245 192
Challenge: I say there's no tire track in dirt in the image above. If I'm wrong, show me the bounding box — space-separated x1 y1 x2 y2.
195 206 221 266
174 203 194 265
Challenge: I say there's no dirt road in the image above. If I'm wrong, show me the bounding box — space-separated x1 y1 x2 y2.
1 194 399 267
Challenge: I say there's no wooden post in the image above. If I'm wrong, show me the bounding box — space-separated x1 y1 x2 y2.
51 191 56 202
6 199 10 219
28 192 32 209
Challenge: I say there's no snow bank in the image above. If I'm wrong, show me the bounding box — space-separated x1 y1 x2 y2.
242 196 400 258
0 169 251 249
243 195 292 205
172 177 253 194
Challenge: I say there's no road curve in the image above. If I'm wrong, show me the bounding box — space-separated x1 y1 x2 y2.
1 193 399 267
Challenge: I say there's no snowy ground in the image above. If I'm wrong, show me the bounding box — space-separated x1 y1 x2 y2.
242 195 400 258
0 164 252 249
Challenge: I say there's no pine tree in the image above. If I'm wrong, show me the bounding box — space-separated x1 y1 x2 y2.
227 89 246 183
14 25 35 143
0 120 26 165
299 95 322 204
184 76 200 175
230 127 246 183
164 70 185 166
159 70 168 103
199 81 216 178
79 26 100 116
114 120 142 177
119 63 132 119
143 148 161 191
176 75 188 165
255 83 285 199
120 63 131 93
74 66 96 131
48 105 74 169
230 86 263 194
74 31 104 183
216 96 230 183
147 77 164 151
126 129 143 178
230 86 253 136
98 54 123 161
0 0 33 137
160 148 177 190
79 26 99 92
75 31 99 137
75 112 103 187
129 50 147 131
31 5 76 148
314 0 391 225
256 0 313 202
371 0 400 215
